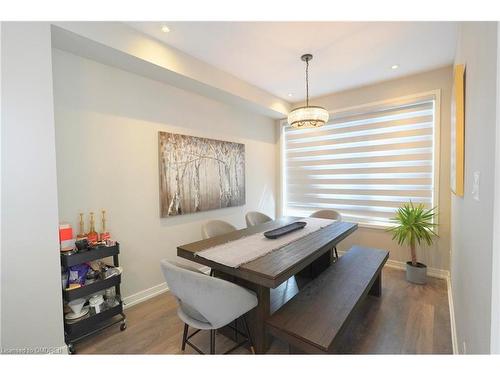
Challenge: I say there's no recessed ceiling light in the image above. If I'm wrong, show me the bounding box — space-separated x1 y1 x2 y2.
161 25 170 33
391 64 399 70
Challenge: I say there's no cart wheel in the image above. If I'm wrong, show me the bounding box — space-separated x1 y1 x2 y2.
120 322 127 331
68 343 76 354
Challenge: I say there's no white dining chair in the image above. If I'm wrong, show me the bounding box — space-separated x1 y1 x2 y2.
160 260 257 354
201 220 237 240
310 209 342 260
201 220 237 276
310 209 342 221
245 211 272 227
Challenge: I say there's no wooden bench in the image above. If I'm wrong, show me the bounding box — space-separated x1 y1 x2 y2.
266 246 389 353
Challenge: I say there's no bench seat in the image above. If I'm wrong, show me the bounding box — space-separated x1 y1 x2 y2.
266 245 389 353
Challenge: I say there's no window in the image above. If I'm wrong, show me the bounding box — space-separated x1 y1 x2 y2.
282 92 439 228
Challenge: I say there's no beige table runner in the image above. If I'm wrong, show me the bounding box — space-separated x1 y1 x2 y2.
195 217 335 268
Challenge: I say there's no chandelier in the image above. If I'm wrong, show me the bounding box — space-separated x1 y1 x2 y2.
287 54 329 128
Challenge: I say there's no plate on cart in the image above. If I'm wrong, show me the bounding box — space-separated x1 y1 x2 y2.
65 306 90 321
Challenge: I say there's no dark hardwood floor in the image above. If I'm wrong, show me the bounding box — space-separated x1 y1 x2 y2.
76 267 452 354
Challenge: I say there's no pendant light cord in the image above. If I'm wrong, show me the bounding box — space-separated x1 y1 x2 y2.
305 59 309 107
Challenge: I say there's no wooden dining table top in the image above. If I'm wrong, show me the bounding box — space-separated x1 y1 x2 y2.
177 216 358 289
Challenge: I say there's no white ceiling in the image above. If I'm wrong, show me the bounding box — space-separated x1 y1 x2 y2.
127 22 458 102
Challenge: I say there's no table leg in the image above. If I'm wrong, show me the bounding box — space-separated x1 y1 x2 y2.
246 285 271 354
310 251 332 278
213 271 271 353
369 272 382 297
296 250 332 280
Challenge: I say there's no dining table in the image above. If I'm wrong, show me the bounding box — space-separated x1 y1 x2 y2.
177 216 358 353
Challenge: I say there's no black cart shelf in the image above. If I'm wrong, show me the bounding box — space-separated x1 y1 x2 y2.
61 243 126 354
63 274 122 301
65 298 124 341
61 244 120 267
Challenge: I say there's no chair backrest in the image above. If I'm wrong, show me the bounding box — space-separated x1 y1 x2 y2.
201 220 237 239
245 211 272 227
160 260 257 329
310 209 342 221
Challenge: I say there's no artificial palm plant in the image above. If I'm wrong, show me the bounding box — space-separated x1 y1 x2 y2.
387 202 437 283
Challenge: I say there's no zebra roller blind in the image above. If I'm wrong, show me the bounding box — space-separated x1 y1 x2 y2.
283 95 437 227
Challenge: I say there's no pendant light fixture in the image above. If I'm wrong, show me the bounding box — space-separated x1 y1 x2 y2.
287 54 329 128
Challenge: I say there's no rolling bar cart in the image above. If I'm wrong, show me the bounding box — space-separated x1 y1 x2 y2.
61 243 126 354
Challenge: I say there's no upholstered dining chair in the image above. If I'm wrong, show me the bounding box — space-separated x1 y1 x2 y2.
310 209 342 221
201 219 237 240
201 220 237 276
245 211 272 227
160 260 257 354
310 209 342 260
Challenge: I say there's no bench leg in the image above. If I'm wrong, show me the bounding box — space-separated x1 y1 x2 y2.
369 272 382 297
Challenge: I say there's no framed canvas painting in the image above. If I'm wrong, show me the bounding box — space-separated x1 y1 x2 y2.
451 64 465 197
158 131 245 217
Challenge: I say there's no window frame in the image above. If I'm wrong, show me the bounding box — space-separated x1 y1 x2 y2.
279 90 441 230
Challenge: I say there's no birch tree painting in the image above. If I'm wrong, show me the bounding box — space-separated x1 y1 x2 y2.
159 131 245 217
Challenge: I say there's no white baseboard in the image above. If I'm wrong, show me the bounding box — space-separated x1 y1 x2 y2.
446 274 459 354
122 282 169 309
383 258 450 280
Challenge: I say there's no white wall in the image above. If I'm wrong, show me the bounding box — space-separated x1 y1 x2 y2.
451 22 498 354
290 66 453 271
492 22 500 355
1 23 65 352
52 49 278 301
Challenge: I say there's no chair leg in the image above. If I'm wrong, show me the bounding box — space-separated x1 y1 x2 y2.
209 269 214 277
181 323 189 351
210 329 216 354
242 316 255 354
